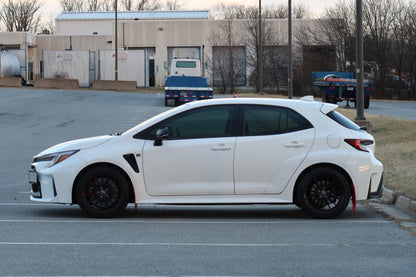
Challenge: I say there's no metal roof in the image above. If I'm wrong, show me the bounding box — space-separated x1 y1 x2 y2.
56 10 210 21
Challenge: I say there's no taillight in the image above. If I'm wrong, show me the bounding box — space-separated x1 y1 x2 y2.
344 139 373 152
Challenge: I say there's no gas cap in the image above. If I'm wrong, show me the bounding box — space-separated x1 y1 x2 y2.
327 134 341 148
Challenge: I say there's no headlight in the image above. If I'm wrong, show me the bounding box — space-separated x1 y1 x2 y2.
33 150 79 167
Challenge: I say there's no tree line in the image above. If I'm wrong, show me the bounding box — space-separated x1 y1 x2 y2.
0 0 184 33
298 0 416 99
210 0 416 99
0 0 415 99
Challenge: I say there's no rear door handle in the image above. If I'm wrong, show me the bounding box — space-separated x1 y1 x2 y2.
284 141 306 148
211 144 232 151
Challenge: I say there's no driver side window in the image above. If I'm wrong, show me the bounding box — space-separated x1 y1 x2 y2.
143 105 236 140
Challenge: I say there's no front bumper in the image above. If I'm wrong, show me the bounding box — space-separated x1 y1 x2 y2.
28 165 59 202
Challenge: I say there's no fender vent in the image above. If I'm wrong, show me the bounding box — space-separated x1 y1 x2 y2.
123 154 140 173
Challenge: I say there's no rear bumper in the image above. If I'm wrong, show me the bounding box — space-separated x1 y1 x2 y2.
368 173 384 199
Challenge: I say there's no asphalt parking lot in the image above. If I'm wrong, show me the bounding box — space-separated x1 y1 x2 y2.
1 88 415 276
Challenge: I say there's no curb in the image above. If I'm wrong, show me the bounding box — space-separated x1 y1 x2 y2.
381 187 416 218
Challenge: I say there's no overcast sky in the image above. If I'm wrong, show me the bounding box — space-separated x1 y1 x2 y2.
41 0 337 19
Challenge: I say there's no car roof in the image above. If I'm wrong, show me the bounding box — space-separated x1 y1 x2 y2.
124 97 338 136
182 97 330 111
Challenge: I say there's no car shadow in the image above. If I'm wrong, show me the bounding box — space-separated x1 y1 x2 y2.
29 203 376 221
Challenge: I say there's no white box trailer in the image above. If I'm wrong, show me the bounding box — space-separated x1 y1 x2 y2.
99 50 146 87
43 50 91 87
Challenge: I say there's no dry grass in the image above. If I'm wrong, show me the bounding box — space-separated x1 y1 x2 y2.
339 108 416 200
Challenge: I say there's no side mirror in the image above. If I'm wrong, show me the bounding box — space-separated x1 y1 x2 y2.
154 127 169 146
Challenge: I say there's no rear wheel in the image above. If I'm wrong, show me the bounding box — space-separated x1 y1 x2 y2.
76 166 129 218
296 168 351 219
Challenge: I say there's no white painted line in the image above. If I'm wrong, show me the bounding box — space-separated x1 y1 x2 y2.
0 241 411 247
0 203 58 206
0 219 390 224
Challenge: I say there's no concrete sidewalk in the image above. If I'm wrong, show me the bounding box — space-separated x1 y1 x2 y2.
365 187 416 236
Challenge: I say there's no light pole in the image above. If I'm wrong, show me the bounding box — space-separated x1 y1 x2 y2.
288 0 293 99
355 0 365 120
258 0 263 94
115 0 118 81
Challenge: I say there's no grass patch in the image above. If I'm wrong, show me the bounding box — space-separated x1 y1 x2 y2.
338 108 416 200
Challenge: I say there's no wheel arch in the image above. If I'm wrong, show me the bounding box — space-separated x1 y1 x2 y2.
292 163 354 206
72 162 135 205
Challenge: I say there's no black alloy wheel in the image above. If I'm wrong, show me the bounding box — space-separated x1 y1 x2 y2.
297 168 351 219
76 166 129 218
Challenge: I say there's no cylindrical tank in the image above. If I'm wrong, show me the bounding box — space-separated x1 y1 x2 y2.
1 51 21 77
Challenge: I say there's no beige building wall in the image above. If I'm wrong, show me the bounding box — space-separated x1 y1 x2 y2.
0 17 319 86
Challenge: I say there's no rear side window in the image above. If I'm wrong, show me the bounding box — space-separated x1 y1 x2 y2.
326 110 361 131
243 105 313 136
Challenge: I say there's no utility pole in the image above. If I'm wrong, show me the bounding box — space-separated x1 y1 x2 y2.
355 0 365 120
288 0 293 99
115 0 118 81
258 0 263 94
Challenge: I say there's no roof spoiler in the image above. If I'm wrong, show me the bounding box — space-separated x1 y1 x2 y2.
299 95 314 101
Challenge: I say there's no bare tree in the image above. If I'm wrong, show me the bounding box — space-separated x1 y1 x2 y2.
211 3 309 20
211 3 249 19
244 11 285 92
59 0 85 11
0 0 43 32
165 0 184 11
0 0 15 31
136 0 162 11
263 3 309 19
295 0 356 71
363 0 397 97
388 1 410 97
38 14 56 34
121 0 133 11
86 0 102 11
209 20 246 93
405 3 416 98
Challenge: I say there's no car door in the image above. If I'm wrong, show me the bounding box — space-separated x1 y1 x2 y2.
234 105 315 194
141 105 237 196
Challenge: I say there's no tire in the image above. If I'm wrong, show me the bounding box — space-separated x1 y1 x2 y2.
296 168 351 219
353 96 370 109
364 95 370 109
326 95 336 104
75 166 130 218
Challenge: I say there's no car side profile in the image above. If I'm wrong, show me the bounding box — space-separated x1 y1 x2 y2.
29 97 383 218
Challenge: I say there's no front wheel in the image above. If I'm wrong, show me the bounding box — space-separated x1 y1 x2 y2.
75 166 130 218
296 168 351 219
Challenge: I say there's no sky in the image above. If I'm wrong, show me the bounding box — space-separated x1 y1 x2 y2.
40 0 337 19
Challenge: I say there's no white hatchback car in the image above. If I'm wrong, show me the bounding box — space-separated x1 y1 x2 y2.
29 97 383 218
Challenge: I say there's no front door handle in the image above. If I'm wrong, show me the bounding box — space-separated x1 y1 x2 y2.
211 144 232 151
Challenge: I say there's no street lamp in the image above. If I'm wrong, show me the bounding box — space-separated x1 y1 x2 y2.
115 0 118 81
258 0 263 94
355 0 365 120
288 0 293 99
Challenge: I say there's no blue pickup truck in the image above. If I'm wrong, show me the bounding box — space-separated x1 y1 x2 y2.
312 71 372 108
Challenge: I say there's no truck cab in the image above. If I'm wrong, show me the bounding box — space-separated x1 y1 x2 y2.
170 59 202 77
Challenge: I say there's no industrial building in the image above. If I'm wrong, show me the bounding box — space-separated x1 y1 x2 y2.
0 10 327 88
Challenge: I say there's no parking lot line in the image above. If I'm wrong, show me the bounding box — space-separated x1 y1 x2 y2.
0 218 390 224
0 241 411 247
